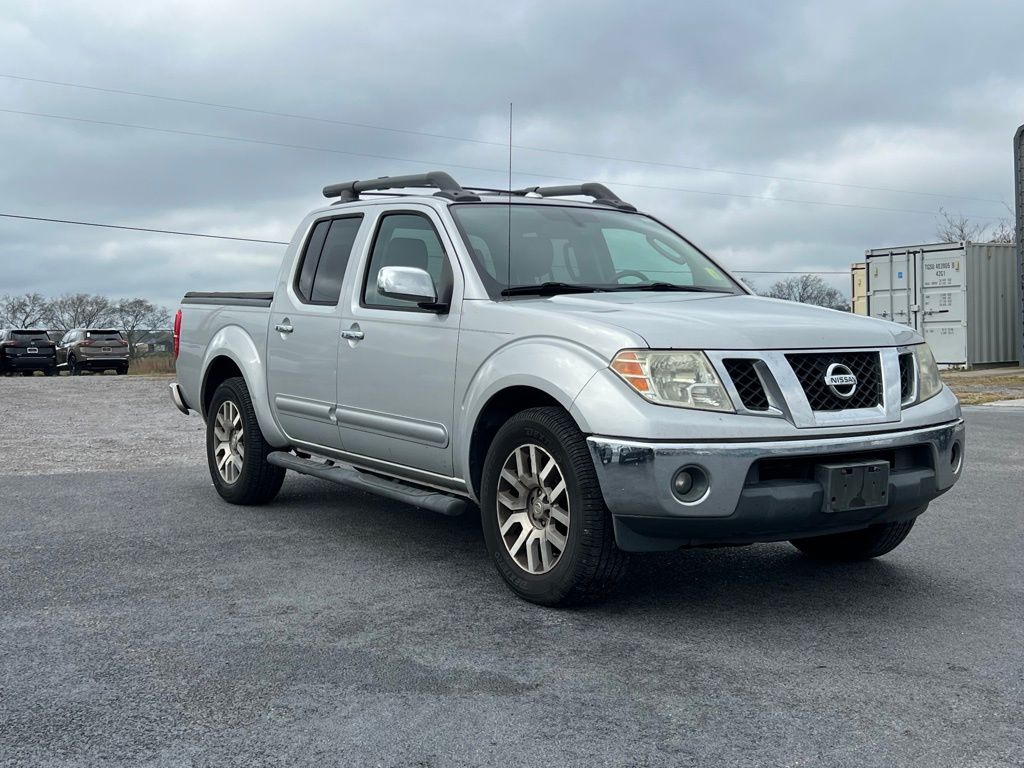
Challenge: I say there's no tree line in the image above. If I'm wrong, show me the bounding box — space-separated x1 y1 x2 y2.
0 293 170 357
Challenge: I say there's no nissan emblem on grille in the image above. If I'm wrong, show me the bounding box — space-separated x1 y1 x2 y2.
824 362 858 399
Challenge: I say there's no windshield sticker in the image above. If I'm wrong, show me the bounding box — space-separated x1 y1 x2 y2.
705 267 722 280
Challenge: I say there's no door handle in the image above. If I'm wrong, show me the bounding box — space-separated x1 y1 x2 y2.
340 328 364 341
274 323 294 334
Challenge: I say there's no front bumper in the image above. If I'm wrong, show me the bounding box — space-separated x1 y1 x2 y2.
588 419 965 551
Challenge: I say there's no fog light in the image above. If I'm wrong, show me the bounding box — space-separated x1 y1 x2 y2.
671 465 710 504
950 442 962 474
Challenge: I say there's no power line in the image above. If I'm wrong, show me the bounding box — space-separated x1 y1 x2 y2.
0 73 1006 206
0 212 288 244
1 106 1009 221
1 211 859 276
733 269 848 275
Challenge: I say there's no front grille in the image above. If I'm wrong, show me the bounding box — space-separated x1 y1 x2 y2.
898 352 914 402
786 351 882 411
723 359 770 411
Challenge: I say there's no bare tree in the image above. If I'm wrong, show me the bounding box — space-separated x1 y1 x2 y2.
987 219 1016 244
0 293 49 328
762 274 848 310
113 298 170 357
44 293 113 335
936 205 1016 244
935 207 984 242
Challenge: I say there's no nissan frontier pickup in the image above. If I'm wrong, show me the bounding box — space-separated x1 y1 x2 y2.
171 171 964 605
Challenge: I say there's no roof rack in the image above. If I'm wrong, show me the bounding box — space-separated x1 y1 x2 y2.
512 182 636 211
322 171 480 203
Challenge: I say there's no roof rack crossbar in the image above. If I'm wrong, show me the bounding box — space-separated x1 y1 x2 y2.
513 182 636 211
323 171 479 202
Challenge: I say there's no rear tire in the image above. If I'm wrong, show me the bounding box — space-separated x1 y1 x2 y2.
45 367 56 377
790 517 918 561
480 406 627 606
206 376 285 505
117 366 128 375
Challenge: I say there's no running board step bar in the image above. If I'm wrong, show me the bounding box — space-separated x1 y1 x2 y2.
267 452 467 517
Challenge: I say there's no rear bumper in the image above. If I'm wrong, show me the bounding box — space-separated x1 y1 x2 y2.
588 419 965 551
78 357 129 369
2 355 56 370
169 382 191 415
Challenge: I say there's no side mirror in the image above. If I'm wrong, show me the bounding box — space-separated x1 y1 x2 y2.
377 266 446 311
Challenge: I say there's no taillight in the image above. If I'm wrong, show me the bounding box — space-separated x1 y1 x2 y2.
173 309 182 360
80 339 94 346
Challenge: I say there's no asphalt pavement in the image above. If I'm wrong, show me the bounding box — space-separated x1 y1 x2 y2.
0 378 1021 767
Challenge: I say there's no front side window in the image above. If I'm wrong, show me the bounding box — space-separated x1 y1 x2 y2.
362 212 451 309
450 204 740 298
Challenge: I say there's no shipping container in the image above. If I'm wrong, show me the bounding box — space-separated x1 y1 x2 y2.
850 262 868 315
864 242 1019 368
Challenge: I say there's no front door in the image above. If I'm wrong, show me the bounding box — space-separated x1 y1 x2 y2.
266 213 365 449
336 207 462 477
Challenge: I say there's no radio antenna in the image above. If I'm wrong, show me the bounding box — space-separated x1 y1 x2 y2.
506 101 513 295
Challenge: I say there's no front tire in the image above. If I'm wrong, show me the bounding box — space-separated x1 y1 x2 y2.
69 356 81 376
206 377 285 505
790 517 918 561
480 407 627 606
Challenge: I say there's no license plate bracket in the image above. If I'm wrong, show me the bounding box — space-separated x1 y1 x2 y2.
27 347 38 354
815 460 890 513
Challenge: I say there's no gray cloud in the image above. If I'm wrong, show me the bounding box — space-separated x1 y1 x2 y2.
1 0 1020 310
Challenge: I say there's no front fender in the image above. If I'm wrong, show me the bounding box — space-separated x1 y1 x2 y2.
200 325 288 447
454 337 608 488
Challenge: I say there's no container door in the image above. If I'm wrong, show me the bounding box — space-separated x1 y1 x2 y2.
919 251 967 366
867 252 913 326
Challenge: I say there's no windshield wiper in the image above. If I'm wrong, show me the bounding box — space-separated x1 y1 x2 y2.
501 282 608 297
611 282 728 293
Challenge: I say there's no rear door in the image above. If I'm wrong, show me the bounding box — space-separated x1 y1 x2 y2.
266 213 365 449
336 206 462 476
10 330 56 364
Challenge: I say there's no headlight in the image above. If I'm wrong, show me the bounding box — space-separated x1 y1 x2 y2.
912 343 943 403
611 350 734 412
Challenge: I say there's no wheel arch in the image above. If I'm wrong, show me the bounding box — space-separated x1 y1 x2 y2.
464 384 580 502
197 325 288 447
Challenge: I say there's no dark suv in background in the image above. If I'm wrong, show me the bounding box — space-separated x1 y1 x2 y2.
0 329 57 376
57 329 130 375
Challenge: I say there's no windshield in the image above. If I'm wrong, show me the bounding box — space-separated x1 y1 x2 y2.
450 203 742 298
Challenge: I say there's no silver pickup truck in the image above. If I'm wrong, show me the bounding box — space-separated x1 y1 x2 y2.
171 171 964 605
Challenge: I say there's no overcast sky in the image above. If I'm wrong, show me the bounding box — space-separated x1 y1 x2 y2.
1 0 1021 311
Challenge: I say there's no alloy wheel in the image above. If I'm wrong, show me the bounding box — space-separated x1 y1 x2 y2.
213 400 245 484
496 443 570 574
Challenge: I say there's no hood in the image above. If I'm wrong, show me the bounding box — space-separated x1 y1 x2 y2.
515 292 920 350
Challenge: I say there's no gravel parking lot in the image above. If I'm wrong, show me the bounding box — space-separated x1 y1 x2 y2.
1 377 1021 767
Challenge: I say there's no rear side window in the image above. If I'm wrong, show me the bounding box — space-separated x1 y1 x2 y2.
294 215 363 305
296 220 331 301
